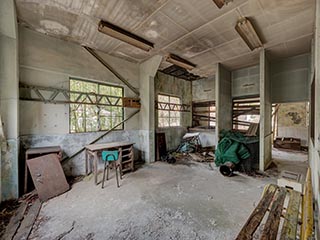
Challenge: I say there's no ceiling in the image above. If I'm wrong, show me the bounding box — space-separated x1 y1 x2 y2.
16 0 315 78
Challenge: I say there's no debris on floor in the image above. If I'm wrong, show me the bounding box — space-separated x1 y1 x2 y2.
274 137 301 151
2 191 41 240
176 132 201 153
159 131 215 165
189 151 214 162
0 200 20 238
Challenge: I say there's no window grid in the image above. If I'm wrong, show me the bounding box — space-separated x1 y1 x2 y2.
69 78 124 133
158 94 181 127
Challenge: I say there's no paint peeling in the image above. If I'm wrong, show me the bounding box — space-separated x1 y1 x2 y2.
40 20 70 35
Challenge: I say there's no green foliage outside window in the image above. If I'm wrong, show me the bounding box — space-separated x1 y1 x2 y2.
69 79 123 133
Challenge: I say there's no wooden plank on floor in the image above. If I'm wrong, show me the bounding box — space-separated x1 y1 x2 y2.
261 187 287 240
13 199 42 240
2 201 28 240
236 184 278 240
300 168 314 240
280 190 301 240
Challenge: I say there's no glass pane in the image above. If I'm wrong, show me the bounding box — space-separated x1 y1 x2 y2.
170 111 180 118
99 85 111 95
170 118 180 127
170 96 180 104
159 110 169 117
158 94 169 102
100 85 122 97
70 104 85 133
158 118 169 127
71 79 98 93
99 106 112 117
85 105 99 131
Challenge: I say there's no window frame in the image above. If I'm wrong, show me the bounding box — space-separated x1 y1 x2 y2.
157 93 182 128
69 78 124 133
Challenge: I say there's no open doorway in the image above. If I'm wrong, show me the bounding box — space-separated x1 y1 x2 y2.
271 102 309 176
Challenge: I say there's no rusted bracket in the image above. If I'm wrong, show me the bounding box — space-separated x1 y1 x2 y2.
155 101 190 112
83 46 140 97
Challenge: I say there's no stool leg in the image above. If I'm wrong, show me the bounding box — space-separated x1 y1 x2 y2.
119 163 123 180
115 165 120 188
102 161 107 189
106 163 109 181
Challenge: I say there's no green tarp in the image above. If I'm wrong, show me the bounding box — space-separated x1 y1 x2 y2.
215 130 259 167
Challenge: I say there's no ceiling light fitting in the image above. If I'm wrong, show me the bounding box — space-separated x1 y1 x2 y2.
235 17 263 51
98 20 154 52
166 54 196 70
212 0 233 9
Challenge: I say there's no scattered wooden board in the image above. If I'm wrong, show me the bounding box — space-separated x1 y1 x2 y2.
2 202 28 240
13 199 41 240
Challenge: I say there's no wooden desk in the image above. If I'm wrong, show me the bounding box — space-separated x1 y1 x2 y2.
85 141 134 185
24 146 62 193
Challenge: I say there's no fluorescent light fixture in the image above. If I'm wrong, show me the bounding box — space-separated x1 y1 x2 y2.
212 0 233 8
166 54 196 70
235 17 263 51
98 20 154 52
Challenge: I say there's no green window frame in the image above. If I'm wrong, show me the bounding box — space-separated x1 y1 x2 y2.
69 78 124 133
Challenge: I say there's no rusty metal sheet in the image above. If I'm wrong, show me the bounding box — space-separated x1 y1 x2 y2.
27 154 69 202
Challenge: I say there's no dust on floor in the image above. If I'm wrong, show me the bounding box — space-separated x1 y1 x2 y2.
27 159 275 240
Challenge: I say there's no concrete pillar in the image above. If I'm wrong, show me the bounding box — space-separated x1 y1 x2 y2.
310 0 320 234
259 49 272 171
215 63 232 143
315 1 320 155
0 0 19 201
139 55 162 163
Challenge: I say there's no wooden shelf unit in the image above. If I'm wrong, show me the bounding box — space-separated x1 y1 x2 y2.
120 145 134 172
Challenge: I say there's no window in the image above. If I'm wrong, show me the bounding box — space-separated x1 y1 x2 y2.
232 97 260 131
158 94 181 127
192 101 215 128
69 78 123 133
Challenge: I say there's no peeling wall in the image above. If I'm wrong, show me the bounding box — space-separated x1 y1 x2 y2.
18 26 145 176
271 53 311 103
155 72 192 151
277 102 308 146
232 65 260 98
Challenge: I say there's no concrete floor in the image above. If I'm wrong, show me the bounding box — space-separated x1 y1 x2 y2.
272 147 309 178
28 160 275 240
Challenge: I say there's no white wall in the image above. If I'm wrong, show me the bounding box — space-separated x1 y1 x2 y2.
271 53 310 103
232 65 260 98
